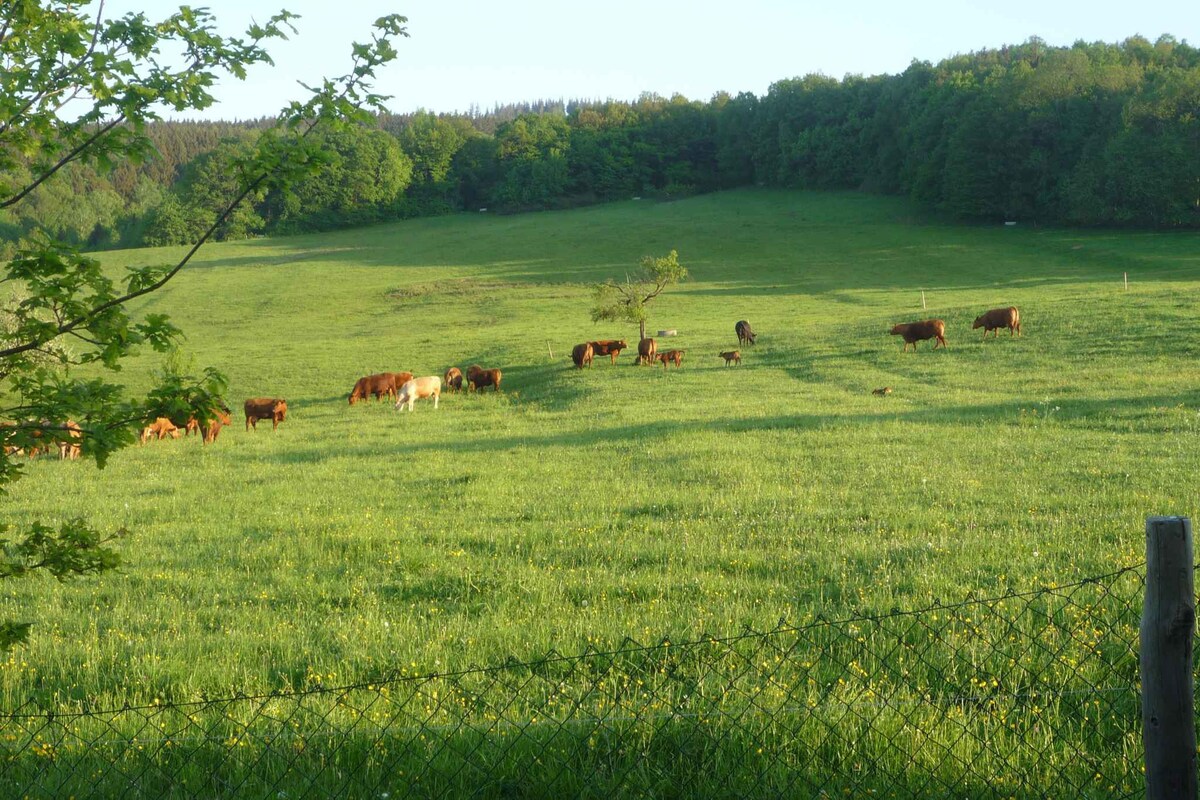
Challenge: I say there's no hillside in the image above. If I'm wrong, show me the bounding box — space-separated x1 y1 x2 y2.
2 189 1197 706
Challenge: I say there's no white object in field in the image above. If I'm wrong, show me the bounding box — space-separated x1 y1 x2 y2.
657 329 677 337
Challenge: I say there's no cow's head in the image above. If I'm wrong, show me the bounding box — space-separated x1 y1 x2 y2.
889 324 905 336
273 400 288 420
971 315 985 329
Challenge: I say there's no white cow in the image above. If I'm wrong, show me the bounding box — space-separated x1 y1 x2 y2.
394 376 441 412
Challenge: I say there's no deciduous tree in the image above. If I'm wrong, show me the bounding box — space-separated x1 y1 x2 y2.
0 1 408 651
591 250 688 341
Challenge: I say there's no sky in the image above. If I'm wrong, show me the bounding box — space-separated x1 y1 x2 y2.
100 0 1198 121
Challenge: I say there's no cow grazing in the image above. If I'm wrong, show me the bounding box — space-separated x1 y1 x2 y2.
719 350 741 366
571 342 594 369
140 417 180 444
394 376 441 412
444 367 464 392
635 337 657 366
588 339 628 365
466 364 502 392
735 320 757 347
349 373 397 405
656 349 684 369
872 387 893 396
245 398 288 431
890 319 946 351
183 417 201 437
973 306 1022 338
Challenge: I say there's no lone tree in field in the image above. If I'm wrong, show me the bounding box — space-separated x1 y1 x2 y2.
0 1 408 651
591 250 689 341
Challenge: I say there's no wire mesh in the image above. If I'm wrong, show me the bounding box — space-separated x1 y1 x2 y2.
0 564 1147 799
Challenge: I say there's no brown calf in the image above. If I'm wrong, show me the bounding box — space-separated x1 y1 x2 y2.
719 350 741 366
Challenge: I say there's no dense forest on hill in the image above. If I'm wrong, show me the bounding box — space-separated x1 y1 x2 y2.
2 35 1197 254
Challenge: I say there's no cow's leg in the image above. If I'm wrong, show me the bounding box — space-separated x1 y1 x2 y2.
434 393 439 409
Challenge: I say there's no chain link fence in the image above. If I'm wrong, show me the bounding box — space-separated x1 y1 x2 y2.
0 564 1147 798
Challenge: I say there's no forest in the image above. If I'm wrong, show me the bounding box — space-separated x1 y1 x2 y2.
2 34 1197 255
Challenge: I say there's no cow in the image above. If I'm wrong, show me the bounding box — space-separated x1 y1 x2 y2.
58 419 82 460
719 350 741 366
635 337 656 366
466 364 502 392
571 342 594 369
656 349 684 369
349 373 397 405
444 367 464 392
140 417 180 444
973 306 1022 338
183 417 201 437
588 339 628 365
890 319 946 351
394 376 441 412
735 320 756 347
203 408 233 444
872 387 893 396
245 398 288 431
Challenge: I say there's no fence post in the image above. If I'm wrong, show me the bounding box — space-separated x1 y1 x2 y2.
1141 516 1197 800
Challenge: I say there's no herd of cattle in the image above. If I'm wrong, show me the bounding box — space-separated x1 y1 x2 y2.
1 307 1022 458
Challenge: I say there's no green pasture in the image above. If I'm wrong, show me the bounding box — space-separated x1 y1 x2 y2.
1 189 1196 709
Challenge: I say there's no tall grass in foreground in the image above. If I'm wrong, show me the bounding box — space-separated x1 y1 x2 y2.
0 190 1195 714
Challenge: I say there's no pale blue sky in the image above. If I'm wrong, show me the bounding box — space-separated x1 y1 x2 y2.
101 1 1197 120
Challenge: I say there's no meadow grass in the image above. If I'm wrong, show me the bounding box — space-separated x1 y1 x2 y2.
1 188 1195 716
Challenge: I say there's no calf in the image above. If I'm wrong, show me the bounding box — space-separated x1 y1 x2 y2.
571 342 594 369
635 337 656 366
203 408 233 444
656 349 684 369
140 417 180 444
245 398 288 431
588 339 628 365
444 367 464 392
58 419 82 460
466 364 502 392
735 320 756 346
889 319 946 351
719 350 741 366
394 376 441 412
973 306 1021 338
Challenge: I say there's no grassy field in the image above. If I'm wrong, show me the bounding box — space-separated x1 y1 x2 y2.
1 188 1196 715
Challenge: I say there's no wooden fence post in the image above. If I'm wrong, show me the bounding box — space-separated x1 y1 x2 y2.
1141 516 1197 800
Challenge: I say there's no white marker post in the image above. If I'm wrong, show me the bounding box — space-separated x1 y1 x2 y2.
921 291 926 310
547 341 554 360
1124 272 1128 291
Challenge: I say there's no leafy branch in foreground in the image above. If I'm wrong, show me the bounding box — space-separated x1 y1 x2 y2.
0 2 409 651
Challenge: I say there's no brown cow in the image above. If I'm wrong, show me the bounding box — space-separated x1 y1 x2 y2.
635 337 657 366
444 367 464 392
656 349 684 369
890 319 946 351
973 306 1021 338
466 364 502 392
349 373 397 405
203 408 233 444
245 398 287 431
183 417 201 437
588 339 628 365
719 350 741 366
571 342 594 369
394 376 442 412
140 417 181 444
58 420 82 460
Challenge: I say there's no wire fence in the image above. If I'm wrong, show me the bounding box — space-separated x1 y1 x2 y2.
0 564 1148 798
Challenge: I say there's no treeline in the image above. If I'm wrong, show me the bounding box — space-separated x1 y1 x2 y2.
3 34 1198 255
